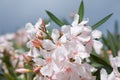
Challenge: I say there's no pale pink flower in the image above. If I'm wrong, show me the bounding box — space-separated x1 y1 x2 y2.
92 30 102 39
25 22 37 39
24 16 103 80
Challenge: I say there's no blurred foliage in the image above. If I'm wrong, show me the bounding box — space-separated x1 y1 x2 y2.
90 21 120 80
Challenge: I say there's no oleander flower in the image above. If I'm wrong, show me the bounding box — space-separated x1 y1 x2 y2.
22 14 103 80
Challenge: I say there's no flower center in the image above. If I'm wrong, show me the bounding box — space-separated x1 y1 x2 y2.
46 57 52 63
66 67 72 73
73 50 78 56
56 41 61 47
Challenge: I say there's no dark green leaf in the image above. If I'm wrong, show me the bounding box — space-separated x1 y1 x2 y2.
114 20 119 35
46 10 64 26
0 70 6 80
2 51 18 80
101 36 110 49
92 13 113 30
93 69 101 80
107 31 117 57
90 54 110 67
90 54 112 72
78 0 84 23
114 21 120 51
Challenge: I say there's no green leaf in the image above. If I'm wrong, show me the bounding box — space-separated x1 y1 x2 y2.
0 70 7 80
93 69 101 80
114 21 120 51
2 51 18 80
78 0 84 23
46 10 64 26
107 31 117 57
90 54 112 73
92 13 113 30
101 35 110 49
90 54 111 67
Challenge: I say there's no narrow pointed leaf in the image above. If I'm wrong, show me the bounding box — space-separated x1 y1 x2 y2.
90 54 111 67
93 69 101 80
46 10 64 26
78 0 84 23
92 13 113 30
90 48 112 70
114 20 119 35
101 36 110 49
114 21 119 50
107 31 117 57
90 54 113 73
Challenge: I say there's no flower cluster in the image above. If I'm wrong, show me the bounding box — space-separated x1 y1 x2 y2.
16 14 103 80
0 0 118 79
101 50 120 80
0 29 28 78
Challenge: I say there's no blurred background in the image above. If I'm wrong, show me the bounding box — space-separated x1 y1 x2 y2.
0 0 120 35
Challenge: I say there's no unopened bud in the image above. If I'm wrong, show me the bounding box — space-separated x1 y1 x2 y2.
15 68 32 73
36 32 43 39
0 46 5 52
42 19 45 28
33 66 41 73
22 53 32 63
32 38 42 48
107 50 112 55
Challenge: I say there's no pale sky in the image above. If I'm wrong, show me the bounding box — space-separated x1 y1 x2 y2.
0 0 120 34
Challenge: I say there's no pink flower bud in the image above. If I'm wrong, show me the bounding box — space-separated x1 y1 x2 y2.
33 66 41 73
15 68 32 74
32 38 42 48
22 53 32 62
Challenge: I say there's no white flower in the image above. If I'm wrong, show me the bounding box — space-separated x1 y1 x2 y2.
34 18 43 30
72 43 90 60
40 56 60 77
27 47 40 57
52 44 68 62
25 22 37 39
59 35 67 43
100 68 108 80
51 29 60 43
100 68 120 80
55 62 81 80
109 51 120 68
93 40 103 54
71 14 79 26
42 39 56 50
92 30 102 39
100 51 120 80
71 14 88 26
24 16 103 80
35 18 50 30
70 26 83 36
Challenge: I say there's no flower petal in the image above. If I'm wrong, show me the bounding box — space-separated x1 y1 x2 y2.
42 39 56 50
93 40 103 54
92 30 102 39
51 29 60 43
71 14 79 26
100 68 108 80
